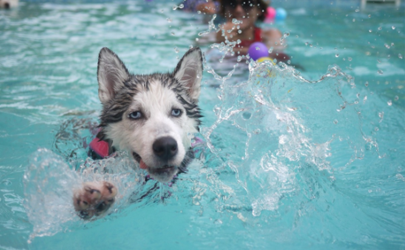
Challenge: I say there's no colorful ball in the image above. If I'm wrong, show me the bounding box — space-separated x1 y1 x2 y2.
257 57 275 64
275 8 287 21
265 7 276 21
248 42 269 61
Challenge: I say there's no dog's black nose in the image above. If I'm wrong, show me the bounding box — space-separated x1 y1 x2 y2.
153 136 178 161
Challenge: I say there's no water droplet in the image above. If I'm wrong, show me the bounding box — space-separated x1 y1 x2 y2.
392 26 396 30
305 42 309 46
352 18 356 22
333 120 338 124
195 38 199 41
232 18 242 24
378 27 382 30
396 174 405 181
379 112 384 119
171 32 175 36
355 8 359 12
166 18 172 23
348 57 352 61
384 43 390 49
378 69 383 75
242 112 251 120
387 100 392 106
399 54 403 59
268 47 273 53
365 81 369 87
335 54 339 58
369 29 372 32
238 30 242 34
394 96 399 101
174 47 179 53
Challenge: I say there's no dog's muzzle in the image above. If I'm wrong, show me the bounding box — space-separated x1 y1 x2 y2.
152 136 178 161
131 136 181 182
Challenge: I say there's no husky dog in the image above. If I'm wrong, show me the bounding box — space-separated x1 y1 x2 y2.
73 47 203 219
0 0 18 8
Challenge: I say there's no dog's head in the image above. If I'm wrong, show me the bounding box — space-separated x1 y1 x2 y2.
97 47 203 182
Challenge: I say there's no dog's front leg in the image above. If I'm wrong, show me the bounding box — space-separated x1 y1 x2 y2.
72 181 117 220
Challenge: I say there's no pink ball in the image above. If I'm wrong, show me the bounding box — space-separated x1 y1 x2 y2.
266 7 276 20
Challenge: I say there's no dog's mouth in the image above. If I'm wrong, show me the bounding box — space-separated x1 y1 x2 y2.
132 152 178 182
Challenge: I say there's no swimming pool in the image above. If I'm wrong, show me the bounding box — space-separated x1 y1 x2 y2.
0 0 404 249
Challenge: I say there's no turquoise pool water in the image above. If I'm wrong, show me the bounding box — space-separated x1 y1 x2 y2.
1 0 404 249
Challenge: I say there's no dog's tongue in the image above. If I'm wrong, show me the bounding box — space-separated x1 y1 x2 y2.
139 160 148 170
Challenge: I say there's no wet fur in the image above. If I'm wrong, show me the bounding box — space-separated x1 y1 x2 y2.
73 47 203 219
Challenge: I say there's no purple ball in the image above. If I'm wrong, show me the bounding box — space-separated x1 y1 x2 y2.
248 42 269 61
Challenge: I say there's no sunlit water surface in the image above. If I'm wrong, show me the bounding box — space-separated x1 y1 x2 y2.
0 0 404 249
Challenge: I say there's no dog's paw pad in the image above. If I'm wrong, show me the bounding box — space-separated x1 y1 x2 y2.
73 181 117 220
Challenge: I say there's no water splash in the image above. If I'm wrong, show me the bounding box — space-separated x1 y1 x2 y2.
23 149 145 242
200 59 382 218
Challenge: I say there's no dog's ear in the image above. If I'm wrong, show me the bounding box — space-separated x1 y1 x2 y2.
173 47 203 102
97 47 130 104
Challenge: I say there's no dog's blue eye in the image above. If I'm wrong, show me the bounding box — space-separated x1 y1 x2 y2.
128 111 142 120
171 109 182 117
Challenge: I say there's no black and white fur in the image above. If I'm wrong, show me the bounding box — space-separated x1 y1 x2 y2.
73 47 203 219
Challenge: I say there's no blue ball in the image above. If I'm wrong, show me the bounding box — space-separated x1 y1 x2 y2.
275 8 287 21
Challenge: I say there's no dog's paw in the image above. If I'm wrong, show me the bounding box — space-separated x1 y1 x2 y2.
73 181 117 220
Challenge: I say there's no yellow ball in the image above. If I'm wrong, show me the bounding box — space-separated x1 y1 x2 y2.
257 57 275 64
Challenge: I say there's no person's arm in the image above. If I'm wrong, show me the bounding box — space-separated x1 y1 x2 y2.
196 1 217 14
262 28 286 51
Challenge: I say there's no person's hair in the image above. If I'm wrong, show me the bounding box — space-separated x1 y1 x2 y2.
219 0 268 22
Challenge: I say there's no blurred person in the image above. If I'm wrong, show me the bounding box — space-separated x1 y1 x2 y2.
183 0 219 14
216 0 289 62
